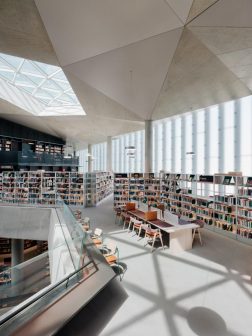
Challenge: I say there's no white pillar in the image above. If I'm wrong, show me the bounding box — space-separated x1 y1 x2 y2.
107 136 112 172
145 120 152 173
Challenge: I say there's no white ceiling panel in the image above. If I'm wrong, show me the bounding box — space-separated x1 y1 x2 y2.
64 70 142 122
189 0 252 28
165 0 193 23
35 0 183 66
186 0 218 23
65 28 183 120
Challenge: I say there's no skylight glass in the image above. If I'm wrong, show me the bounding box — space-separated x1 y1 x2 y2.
0 53 85 116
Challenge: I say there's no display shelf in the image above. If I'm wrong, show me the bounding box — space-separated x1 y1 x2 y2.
114 173 129 208
85 172 113 207
0 171 85 206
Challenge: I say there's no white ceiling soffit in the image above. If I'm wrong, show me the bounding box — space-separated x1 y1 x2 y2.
165 0 193 24
188 0 252 27
152 28 250 120
33 115 144 145
0 0 58 65
186 0 219 23
35 0 183 66
64 70 142 122
65 28 183 120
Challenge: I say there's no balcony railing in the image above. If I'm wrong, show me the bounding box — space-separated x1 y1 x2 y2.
0 151 78 166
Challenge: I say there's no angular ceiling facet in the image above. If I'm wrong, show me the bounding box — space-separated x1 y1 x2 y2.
186 0 220 23
65 28 183 119
35 0 183 66
165 0 193 23
189 0 252 27
0 0 58 65
152 28 250 120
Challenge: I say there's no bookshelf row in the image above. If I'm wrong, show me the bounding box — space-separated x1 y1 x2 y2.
0 171 84 206
0 171 113 207
85 172 113 207
113 172 252 242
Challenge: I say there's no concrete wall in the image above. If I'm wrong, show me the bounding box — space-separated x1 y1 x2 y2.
0 206 51 240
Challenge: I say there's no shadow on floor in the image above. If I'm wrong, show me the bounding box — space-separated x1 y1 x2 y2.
56 278 128 336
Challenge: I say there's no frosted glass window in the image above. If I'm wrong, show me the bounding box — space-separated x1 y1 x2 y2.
174 118 181 172
185 114 192 173
240 96 252 175
197 110 205 133
209 105 219 159
157 123 163 173
165 121 172 171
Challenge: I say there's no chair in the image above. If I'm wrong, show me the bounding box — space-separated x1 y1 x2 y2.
192 220 204 246
114 207 122 225
91 228 103 246
121 212 131 229
127 216 138 232
100 241 127 281
132 219 143 236
145 228 164 252
137 223 150 238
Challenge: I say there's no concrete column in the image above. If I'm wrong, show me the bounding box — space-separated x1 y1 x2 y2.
145 120 153 173
11 239 24 292
88 144 92 173
107 136 112 172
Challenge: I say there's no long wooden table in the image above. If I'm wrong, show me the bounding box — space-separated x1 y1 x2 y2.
128 210 199 253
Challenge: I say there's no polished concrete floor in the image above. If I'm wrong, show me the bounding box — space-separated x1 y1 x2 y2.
83 196 252 336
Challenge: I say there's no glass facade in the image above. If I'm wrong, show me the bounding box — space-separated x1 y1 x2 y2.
112 130 145 173
92 142 107 171
152 95 252 175
79 95 252 176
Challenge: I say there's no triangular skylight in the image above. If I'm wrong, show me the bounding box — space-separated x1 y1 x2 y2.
0 53 85 116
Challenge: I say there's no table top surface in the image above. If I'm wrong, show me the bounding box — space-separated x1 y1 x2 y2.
128 210 199 232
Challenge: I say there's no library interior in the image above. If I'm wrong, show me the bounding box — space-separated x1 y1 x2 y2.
1 1 252 336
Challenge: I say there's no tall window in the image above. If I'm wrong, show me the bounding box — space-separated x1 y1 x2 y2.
112 130 145 173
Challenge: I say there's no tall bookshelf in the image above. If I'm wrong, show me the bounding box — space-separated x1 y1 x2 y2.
114 171 252 244
114 173 129 208
0 171 85 206
85 172 113 207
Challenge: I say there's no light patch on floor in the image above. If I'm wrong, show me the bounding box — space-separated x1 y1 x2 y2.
82 195 252 336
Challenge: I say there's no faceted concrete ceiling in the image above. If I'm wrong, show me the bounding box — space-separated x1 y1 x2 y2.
0 0 252 146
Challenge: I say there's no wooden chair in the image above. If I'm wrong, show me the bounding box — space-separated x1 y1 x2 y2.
132 219 143 236
91 228 103 246
192 220 204 246
145 228 164 252
121 212 130 229
137 223 150 238
114 208 122 225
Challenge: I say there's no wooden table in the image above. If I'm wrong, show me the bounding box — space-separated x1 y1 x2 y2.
128 210 199 253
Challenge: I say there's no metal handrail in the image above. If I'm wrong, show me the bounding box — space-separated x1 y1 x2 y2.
0 259 95 327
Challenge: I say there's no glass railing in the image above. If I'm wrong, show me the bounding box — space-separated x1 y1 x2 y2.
18 151 79 166
0 197 101 334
